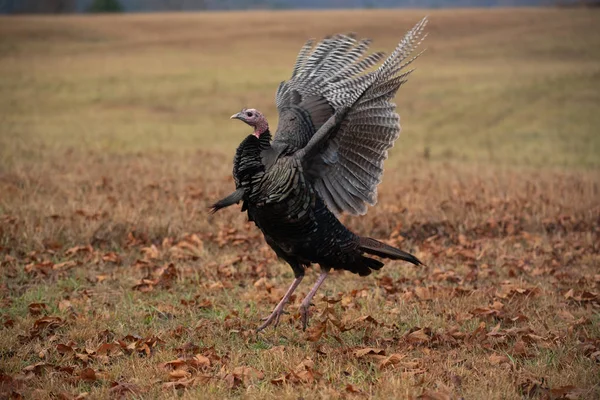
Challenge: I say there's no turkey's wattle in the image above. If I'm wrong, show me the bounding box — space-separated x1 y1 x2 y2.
211 18 428 332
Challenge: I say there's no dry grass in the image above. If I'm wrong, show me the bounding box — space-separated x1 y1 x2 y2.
1 8 599 400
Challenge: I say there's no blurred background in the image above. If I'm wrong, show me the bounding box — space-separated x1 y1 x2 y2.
0 0 597 13
1 2 599 398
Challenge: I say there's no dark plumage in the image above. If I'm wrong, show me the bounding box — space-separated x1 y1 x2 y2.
211 18 427 331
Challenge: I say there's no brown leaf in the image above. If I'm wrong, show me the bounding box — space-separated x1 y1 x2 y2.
548 385 584 399
161 359 187 370
65 245 93 257
407 328 430 344
418 382 454 400
162 379 191 390
292 358 320 384
512 340 529 357
78 368 98 382
56 391 89 400
415 287 433 300
418 389 452 400
102 252 121 264
222 373 242 389
141 245 160 260
53 260 78 271
470 307 503 319
75 353 89 364
305 320 327 342
58 300 73 312
193 354 211 369
345 383 364 394
353 347 385 358
95 274 110 283
56 344 74 355
271 357 321 385
488 353 510 365
96 343 122 357
132 281 155 293
169 370 191 380
22 362 52 376
30 316 64 338
378 353 407 370
174 341 198 354
232 366 264 385
352 315 381 326
28 303 47 316
109 381 142 397
157 264 178 288
267 345 286 355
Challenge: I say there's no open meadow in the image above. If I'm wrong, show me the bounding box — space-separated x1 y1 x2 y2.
1 8 599 399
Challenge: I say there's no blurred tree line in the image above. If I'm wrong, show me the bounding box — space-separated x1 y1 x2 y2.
1 0 595 13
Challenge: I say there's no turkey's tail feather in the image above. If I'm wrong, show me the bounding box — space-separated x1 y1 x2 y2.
359 236 422 266
355 256 384 277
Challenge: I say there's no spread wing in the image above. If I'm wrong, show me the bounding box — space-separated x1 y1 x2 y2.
272 17 427 215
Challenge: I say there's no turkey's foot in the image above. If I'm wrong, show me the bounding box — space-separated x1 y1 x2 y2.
255 275 303 332
299 302 313 331
261 310 289 322
256 304 288 332
298 271 329 331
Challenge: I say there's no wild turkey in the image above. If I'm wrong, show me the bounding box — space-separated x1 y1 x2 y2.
211 18 427 331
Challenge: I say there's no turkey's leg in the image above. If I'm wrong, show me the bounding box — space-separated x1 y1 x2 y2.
299 271 329 331
256 275 303 332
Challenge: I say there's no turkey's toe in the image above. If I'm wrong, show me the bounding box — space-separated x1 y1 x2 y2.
300 303 311 331
256 308 287 332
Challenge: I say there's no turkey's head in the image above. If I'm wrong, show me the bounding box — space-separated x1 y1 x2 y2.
231 108 268 138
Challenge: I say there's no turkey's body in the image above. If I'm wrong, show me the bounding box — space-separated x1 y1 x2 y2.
211 18 428 331
233 133 383 279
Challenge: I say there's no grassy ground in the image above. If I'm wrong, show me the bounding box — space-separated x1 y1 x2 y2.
1 8 599 400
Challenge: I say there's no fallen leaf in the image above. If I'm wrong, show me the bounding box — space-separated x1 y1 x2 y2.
231 366 264 385
28 303 47 316
305 320 326 342
512 340 529 357
271 357 321 385
407 328 430 344
56 344 74 355
353 347 385 358
96 343 122 357
58 300 73 312
53 260 78 271
378 353 407 370
418 382 453 400
78 368 98 382
489 353 510 365
22 362 52 376
102 252 121 264
267 346 285 355
169 370 191 380
346 383 364 394
109 381 142 397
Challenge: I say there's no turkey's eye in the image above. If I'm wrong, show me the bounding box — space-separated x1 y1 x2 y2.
246 111 253 117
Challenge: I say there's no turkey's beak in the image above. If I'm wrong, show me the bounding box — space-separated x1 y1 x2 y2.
230 112 244 121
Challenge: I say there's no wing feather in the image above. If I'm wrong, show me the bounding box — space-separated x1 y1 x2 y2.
273 17 427 215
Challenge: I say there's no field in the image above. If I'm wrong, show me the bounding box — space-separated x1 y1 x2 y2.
1 7 599 399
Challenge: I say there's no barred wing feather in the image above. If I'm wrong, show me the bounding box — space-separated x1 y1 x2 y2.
274 17 427 215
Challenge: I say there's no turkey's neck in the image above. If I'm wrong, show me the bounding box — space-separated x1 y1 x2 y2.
253 119 269 138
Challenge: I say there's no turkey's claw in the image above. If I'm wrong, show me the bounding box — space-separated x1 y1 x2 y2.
256 306 288 332
255 275 304 333
299 302 312 331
